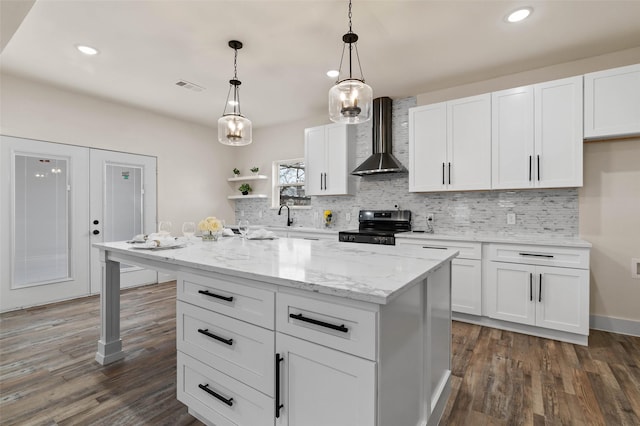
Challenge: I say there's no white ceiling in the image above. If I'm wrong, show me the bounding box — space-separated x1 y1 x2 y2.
2 0 640 129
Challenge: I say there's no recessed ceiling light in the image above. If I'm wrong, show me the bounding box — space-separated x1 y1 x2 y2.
326 70 340 78
506 7 533 23
76 45 99 55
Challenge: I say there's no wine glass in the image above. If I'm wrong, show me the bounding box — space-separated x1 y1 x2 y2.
158 221 172 236
238 220 249 239
182 222 195 241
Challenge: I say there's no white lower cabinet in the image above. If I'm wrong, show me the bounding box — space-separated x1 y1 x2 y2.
275 333 376 426
486 245 590 336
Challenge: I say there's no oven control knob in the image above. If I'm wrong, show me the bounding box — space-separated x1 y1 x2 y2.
349 235 356 242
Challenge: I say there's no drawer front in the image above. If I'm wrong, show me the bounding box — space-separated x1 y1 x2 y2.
276 292 377 360
177 352 273 426
178 271 275 329
397 238 481 260
487 244 589 269
177 302 274 396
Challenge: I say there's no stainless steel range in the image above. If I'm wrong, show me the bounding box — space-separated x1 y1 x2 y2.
338 210 411 245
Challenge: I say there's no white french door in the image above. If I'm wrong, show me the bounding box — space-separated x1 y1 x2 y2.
89 149 157 293
1 136 158 312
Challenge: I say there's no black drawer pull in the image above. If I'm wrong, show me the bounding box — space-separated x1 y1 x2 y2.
198 383 234 406
198 289 233 302
275 353 284 418
198 328 233 346
289 313 349 333
518 252 554 259
422 246 447 250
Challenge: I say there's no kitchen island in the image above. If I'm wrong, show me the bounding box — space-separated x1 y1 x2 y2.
93 237 457 426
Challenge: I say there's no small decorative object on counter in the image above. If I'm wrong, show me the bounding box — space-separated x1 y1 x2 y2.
198 216 223 241
250 166 259 175
239 183 252 195
324 209 333 228
233 168 240 177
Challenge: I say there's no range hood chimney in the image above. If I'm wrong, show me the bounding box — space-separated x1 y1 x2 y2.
351 96 406 176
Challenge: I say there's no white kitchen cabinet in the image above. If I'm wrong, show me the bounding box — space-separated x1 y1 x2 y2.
275 332 376 426
491 76 583 189
584 63 640 139
305 123 357 196
396 238 482 316
485 243 590 336
409 94 491 192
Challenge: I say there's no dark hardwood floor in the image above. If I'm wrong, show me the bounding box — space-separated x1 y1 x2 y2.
1 281 639 425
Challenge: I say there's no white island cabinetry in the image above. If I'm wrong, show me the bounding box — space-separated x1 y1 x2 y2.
93 238 455 426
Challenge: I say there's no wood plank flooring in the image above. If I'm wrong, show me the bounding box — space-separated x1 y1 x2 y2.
1 281 639 425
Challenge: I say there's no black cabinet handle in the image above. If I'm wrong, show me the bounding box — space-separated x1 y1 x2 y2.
442 163 445 185
422 246 447 250
93 219 99 225
197 328 233 346
198 383 233 406
519 252 554 259
539 274 542 302
529 156 532 181
537 155 540 181
529 273 533 301
198 289 233 302
289 313 348 333
448 162 451 185
92 230 100 235
275 353 284 418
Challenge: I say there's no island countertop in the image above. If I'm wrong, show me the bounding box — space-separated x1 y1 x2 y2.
94 238 457 304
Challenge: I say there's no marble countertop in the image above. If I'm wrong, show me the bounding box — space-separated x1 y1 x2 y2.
395 231 591 248
94 238 456 305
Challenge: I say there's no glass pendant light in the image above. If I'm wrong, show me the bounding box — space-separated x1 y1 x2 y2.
218 40 252 146
328 0 372 124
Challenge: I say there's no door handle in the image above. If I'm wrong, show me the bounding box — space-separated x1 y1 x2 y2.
448 162 451 185
539 273 542 302
529 273 533 301
275 353 284 418
529 156 532 181
537 155 540 181
442 163 445 185
93 219 99 225
92 230 100 235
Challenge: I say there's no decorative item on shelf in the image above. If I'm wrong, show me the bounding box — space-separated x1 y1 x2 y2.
233 168 240 177
239 183 252 195
198 216 223 241
324 209 333 228
328 0 372 124
250 166 259 175
218 40 252 146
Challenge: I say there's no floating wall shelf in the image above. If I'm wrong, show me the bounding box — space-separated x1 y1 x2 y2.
227 194 268 200
228 175 268 182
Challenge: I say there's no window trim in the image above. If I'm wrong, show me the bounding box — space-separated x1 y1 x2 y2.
271 158 311 209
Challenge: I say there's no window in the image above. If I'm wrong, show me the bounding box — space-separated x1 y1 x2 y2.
272 159 310 208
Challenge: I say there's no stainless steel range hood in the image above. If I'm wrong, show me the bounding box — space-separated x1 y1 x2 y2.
351 96 406 176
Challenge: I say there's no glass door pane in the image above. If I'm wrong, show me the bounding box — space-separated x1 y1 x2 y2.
13 155 70 287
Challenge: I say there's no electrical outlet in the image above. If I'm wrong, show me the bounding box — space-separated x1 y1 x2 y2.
426 213 434 223
632 258 640 279
507 213 516 225
346 212 351 222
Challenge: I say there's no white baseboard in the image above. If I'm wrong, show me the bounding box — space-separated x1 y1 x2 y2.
590 315 640 337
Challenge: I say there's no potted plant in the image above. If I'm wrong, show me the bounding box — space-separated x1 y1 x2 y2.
239 183 252 195
233 168 240 177
250 166 260 175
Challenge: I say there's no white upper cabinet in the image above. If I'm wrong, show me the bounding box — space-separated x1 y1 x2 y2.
492 76 583 189
304 123 356 196
409 94 491 192
584 63 640 140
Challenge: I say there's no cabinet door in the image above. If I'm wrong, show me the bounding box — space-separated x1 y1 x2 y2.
451 259 482 315
535 266 589 334
324 124 348 195
534 76 583 188
304 126 326 196
275 333 375 426
409 102 447 192
486 262 536 326
447 94 491 191
491 86 534 189
584 64 640 139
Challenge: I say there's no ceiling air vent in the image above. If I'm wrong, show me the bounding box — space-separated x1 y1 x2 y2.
175 80 205 92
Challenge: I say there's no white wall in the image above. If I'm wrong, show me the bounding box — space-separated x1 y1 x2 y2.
0 72 237 230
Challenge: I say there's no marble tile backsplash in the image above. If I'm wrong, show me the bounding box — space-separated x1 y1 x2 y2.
234 97 579 238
